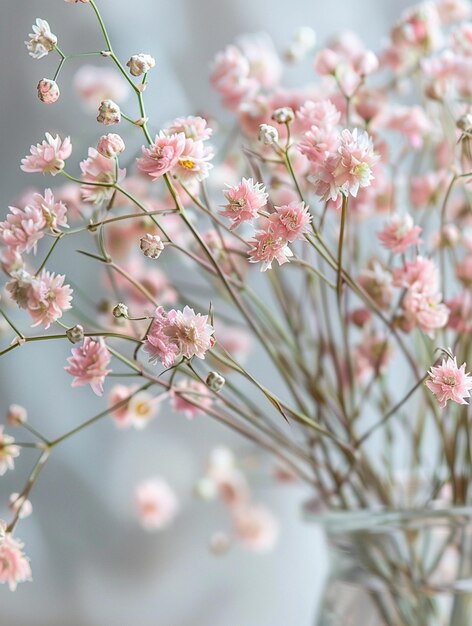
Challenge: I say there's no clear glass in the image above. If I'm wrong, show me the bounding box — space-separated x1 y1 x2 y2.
307 506 472 626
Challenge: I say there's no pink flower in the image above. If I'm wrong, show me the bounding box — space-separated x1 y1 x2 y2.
358 260 394 310
233 505 279 552
97 133 125 158
0 427 20 476
144 305 215 368
135 478 179 531
354 331 393 383
0 204 46 254
27 270 73 329
6 405 27 427
21 133 72 176
80 148 126 204
378 213 422 254
403 289 450 336
220 178 268 229
333 128 379 198
31 188 68 231
410 170 449 209
296 99 341 132
137 132 186 180
299 125 340 165
7 269 73 329
108 385 160 430
269 201 312 242
393 256 440 293
447 291 472 332
172 138 214 182
0 531 32 591
164 116 213 141
248 229 293 271
37 79 60 104
383 106 432 150
210 45 259 110
65 337 112 396
171 380 213 419
426 356 472 408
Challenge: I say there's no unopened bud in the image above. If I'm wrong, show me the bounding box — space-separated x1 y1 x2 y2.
113 303 129 318
457 113 472 133
258 124 279 145
126 53 156 77
272 107 295 124
97 133 125 158
140 233 164 259
66 324 84 344
37 78 60 104
6 404 27 426
206 371 225 392
209 532 231 555
97 99 121 125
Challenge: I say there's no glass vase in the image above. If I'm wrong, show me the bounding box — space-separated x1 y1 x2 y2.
310 507 472 626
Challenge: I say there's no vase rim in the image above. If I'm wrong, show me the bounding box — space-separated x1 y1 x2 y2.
303 501 472 533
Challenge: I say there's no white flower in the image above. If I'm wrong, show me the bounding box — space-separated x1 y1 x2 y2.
126 54 156 77
25 19 57 59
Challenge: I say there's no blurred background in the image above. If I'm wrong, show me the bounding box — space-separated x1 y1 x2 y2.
0 1 412 624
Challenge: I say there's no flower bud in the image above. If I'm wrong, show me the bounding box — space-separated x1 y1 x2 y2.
66 324 84 344
113 303 129 318
9 494 32 519
140 234 164 259
37 78 60 104
206 371 226 392
126 54 156 77
458 113 472 133
271 107 295 124
356 50 379 76
97 99 121 125
6 404 27 426
97 133 125 158
258 124 279 145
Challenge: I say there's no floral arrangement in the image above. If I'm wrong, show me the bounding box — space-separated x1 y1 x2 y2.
2 0 472 596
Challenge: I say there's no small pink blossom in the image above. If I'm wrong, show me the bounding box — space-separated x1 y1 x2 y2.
354 331 393 383
403 289 450 336
65 337 112 396
171 380 213 419
248 229 293 271
0 531 32 591
25 18 57 59
220 178 268 229
299 125 340 165
426 356 472 408
37 79 60 104
135 478 179 531
378 213 422 254
144 305 215 368
210 45 259 110
0 426 20 476
27 270 73 329
393 256 440 293
296 99 341 132
31 188 68 231
97 133 125 158
137 132 186 180
333 128 379 198
21 133 72 176
0 204 46 254
383 106 432 149
80 148 125 204
447 291 472 332
165 116 213 141
358 260 394 310
269 201 312 242
172 137 214 182
233 505 279 552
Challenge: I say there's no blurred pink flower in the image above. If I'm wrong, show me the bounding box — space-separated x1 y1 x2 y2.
164 115 212 141
74 65 129 111
426 356 472 408
233 504 279 552
65 337 112 396
80 148 126 204
21 133 72 176
171 379 213 419
135 478 179 531
378 213 422 254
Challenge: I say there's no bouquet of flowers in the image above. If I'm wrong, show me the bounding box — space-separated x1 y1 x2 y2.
3 1 472 622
